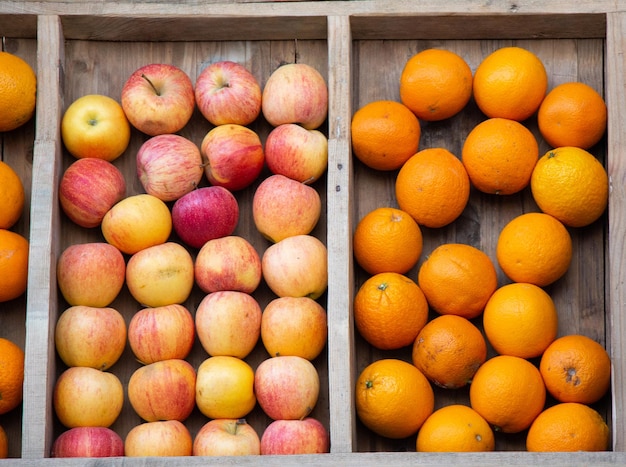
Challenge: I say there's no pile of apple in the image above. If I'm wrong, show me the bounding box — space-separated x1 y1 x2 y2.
51 60 331 457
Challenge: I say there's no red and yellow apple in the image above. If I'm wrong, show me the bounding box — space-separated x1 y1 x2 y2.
195 291 262 359
127 358 197 422
194 235 262 293
193 419 261 456
264 123 328 183
56 242 125 307
55 305 127 371
51 427 124 458
121 63 195 136
53 367 124 428
200 124 264 191
59 158 126 228
195 60 262 126
262 63 328 130
127 304 195 364
261 234 328 299
125 242 194 308
252 174 322 243
136 134 203 202
260 418 329 455
254 355 320 420
61 94 131 161
125 420 192 457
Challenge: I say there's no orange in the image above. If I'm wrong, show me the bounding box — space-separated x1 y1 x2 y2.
395 148 470 228
0 51 37 132
461 117 539 195
540 334 611 405
483 282 558 359
351 100 421 171
353 207 423 275
526 402 610 452
0 424 7 458
399 48 473 121
0 161 25 229
473 46 547 121
0 229 29 303
354 272 429 351
496 212 572 287
412 315 487 389
0 337 25 415
417 243 497 319
530 146 608 228
538 82 607 150
416 404 495 452
470 355 546 433
355 358 434 439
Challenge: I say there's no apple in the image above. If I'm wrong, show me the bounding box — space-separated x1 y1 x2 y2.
59 158 126 228
252 174 322 243
200 124 264 191
195 290 262 359
136 134 203 202
101 193 172 255
194 235 261 293
57 242 125 307
262 63 328 130
125 420 192 457
264 123 328 183
128 304 195 364
53 366 124 428
125 242 194 308
51 427 124 458
260 418 329 455
121 63 195 136
254 355 320 420
128 358 196 422
261 296 328 361
261 234 328 299
193 419 261 456
55 305 127 371
61 94 131 161
195 60 262 126
172 186 239 249
195 356 256 420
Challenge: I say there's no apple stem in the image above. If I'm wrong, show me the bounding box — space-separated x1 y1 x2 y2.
141 74 160 96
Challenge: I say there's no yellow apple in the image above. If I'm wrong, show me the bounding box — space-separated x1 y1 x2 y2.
61 94 131 161
125 420 192 457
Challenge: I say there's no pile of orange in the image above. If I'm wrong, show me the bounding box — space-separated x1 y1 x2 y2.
352 44 611 453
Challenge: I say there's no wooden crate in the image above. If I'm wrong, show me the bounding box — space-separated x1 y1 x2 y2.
1 2 625 465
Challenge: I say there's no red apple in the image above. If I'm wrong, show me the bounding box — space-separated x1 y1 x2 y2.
51 427 124 458
261 296 328 361
264 123 328 183
195 291 262 359
252 174 322 243
128 304 195 364
57 242 126 307
200 124 264 191
127 358 196 422
125 242 195 308
194 235 261 294
121 63 195 136
254 355 320 420
55 305 127 371
260 418 329 455
262 63 328 130
136 134 203 202
125 420 192 457
171 186 239 249
193 419 261 456
53 367 124 428
261 234 328 299
195 60 262 126
59 158 126 228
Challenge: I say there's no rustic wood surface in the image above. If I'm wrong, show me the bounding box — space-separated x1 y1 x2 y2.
0 1 625 464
